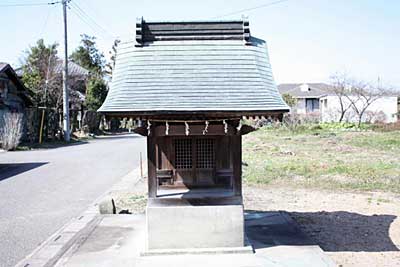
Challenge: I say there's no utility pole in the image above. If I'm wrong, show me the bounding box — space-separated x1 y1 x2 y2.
62 0 70 142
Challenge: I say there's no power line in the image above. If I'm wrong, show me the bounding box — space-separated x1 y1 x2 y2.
212 0 290 19
0 1 61 7
38 4 55 37
69 6 100 34
69 5 113 40
69 1 115 39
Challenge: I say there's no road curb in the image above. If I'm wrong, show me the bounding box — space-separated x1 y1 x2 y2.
15 165 145 267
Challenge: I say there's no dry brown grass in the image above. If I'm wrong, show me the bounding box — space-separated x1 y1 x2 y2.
0 113 24 151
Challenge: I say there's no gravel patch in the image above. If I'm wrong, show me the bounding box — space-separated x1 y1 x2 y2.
244 185 400 267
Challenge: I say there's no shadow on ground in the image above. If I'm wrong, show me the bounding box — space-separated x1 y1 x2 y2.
245 210 398 253
290 210 398 252
0 162 48 181
95 134 142 141
17 140 88 150
245 210 314 250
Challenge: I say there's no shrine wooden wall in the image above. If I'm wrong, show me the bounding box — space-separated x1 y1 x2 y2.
147 134 242 198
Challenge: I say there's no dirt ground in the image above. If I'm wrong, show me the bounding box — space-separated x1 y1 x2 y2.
112 175 400 267
244 185 400 267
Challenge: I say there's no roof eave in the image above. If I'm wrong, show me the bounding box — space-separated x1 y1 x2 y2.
1 64 33 106
97 109 290 119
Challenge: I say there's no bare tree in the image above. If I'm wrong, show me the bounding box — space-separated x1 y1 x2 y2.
0 113 24 151
330 73 353 122
105 38 121 78
345 80 388 127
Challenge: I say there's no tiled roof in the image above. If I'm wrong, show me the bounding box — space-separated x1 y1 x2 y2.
98 19 289 114
278 83 334 98
0 62 33 106
54 60 89 77
15 61 89 77
0 62 8 72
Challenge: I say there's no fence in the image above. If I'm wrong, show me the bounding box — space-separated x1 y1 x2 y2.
24 108 103 143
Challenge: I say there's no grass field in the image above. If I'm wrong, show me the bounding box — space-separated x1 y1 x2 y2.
242 126 400 193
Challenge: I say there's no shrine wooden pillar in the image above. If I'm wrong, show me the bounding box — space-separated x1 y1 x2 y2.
147 135 157 198
232 135 242 196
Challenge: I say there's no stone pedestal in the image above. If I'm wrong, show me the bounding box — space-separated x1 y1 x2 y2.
145 197 245 251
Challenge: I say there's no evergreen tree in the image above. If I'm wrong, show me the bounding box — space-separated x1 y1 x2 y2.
85 77 108 111
70 34 108 110
70 34 105 75
21 39 60 107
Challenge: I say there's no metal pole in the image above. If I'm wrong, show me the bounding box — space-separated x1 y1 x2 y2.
62 0 70 142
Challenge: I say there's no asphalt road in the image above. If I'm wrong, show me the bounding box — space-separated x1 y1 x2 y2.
0 134 146 267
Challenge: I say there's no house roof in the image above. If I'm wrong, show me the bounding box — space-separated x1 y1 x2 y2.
54 60 89 77
278 83 334 98
98 19 289 116
0 62 33 106
0 63 8 72
16 60 89 78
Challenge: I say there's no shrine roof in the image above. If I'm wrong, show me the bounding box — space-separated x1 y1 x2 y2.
98 19 289 116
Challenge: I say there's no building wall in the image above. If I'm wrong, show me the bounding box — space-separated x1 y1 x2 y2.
294 98 306 114
0 73 26 112
320 95 398 123
0 108 5 129
293 98 321 118
0 73 28 134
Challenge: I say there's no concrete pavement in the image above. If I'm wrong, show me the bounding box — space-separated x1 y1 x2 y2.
53 211 336 267
0 134 146 267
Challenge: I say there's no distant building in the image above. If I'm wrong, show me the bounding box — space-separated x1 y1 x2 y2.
16 60 89 110
0 63 32 126
278 83 398 123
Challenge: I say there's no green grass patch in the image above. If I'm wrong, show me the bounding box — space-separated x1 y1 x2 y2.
243 125 400 193
347 132 400 152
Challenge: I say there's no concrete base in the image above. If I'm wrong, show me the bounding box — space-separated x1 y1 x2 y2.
58 212 336 267
146 197 245 250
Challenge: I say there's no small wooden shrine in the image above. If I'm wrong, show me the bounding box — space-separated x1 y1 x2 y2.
99 18 289 252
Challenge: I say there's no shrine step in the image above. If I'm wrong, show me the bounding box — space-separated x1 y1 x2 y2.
140 245 253 256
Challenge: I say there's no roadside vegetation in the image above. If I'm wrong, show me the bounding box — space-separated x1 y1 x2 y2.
243 122 400 193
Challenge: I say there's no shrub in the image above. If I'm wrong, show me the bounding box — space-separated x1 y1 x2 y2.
0 112 24 151
282 113 321 132
372 122 400 132
82 110 101 133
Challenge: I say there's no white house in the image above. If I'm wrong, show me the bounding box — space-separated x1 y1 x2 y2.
278 83 399 123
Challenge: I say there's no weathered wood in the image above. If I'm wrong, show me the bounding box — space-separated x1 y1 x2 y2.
103 110 286 121
146 22 244 31
133 126 147 136
135 123 256 137
156 169 174 187
231 135 242 196
145 35 244 41
144 29 244 35
238 124 257 135
155 124 235 136
191 137 197 184
216 136 231 169
135 20 246 45
147 136 157 198
150 134 239 191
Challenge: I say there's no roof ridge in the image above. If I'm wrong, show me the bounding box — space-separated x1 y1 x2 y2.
135 17 251 46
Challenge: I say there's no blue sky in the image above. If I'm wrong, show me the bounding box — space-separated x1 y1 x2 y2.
1 0 399 87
